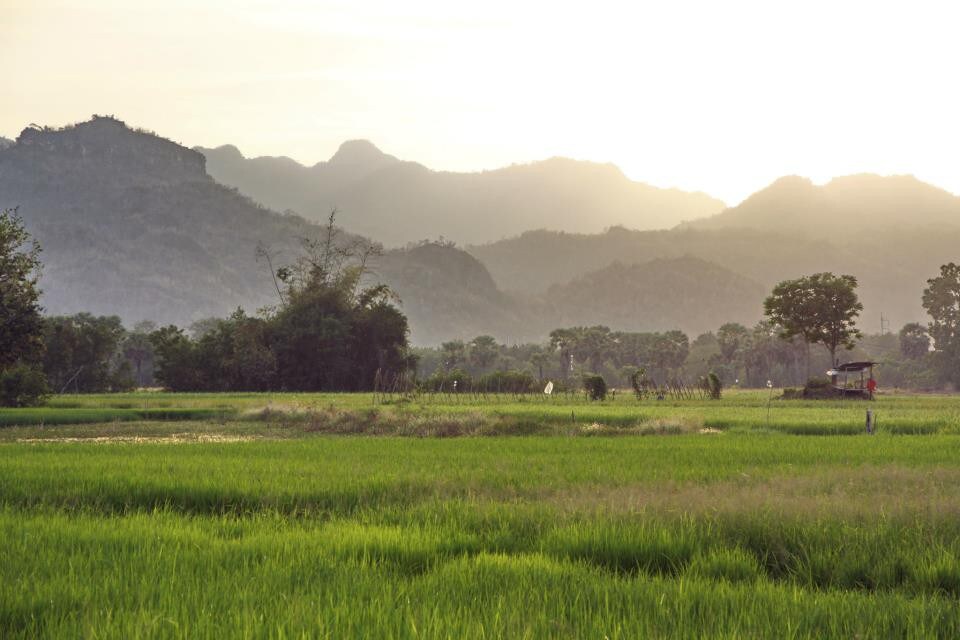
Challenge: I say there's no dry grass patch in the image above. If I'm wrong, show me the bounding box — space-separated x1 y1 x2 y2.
14 433 258 444
547 466 960 521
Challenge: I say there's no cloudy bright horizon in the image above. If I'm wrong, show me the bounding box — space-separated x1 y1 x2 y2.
3 0 959 205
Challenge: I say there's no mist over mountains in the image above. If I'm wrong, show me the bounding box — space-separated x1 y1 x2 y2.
2 116 955 345
197 142 726 246
686 174 960 236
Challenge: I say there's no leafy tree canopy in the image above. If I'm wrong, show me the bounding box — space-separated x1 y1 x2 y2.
764 272 863 366
0 208 44 370
922 263 960 384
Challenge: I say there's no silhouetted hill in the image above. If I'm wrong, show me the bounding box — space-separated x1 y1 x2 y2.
543 257 765 336
0 117 538 344
374 242 538 344
687 174 960 235
0 117 324 325
469 225 956 331
197 143 726 246
7 117 950 344
0 136 12 150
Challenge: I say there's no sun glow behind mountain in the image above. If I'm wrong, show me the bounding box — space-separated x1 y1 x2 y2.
2 0 959 204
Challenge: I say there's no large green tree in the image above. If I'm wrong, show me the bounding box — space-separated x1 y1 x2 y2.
922 263 960 385
0 208 44 369
764 272 863 372
0 208 49 406
898 322 930 360
468 335 499 372
150 211 412 392
42 314 130 392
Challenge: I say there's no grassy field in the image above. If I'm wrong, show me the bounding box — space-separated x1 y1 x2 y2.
3 390 960 637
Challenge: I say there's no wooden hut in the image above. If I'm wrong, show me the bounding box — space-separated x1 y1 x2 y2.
826 361 877 399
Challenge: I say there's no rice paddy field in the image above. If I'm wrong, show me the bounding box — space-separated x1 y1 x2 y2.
3 390 960 637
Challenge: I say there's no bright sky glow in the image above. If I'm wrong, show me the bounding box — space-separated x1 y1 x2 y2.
2 0 959 204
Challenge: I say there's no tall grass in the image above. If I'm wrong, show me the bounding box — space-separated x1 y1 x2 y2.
4 395 960 636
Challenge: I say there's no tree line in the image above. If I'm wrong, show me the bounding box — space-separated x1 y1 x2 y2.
0 208 414 404
4 205 960 405
411 271 958 393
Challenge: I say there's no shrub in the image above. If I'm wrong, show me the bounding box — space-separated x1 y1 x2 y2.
582 374 607 401
707 372 722 400
420 369 472 393
803 377 838 399
476 370 536 394
0 363 50 407
630 368 651 400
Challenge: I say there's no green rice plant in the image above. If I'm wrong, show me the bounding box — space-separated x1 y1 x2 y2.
685 547 763 583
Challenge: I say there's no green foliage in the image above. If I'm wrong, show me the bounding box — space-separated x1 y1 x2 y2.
764 273 863 365
468 335 499 372
476 370 536 394
421 369 472 392
800 377 838 399
923 263 960 386
582 374 607 401
0 208 44 364
0 363 50 407
706 372 722 400
119 321 156 387
0 208 48 406
898 322 930 360
42 314 129 392
148 213 412 392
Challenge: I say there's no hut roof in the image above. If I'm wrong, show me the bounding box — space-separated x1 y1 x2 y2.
834 361 877 372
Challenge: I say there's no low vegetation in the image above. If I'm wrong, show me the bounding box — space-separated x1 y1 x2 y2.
3 391 960 636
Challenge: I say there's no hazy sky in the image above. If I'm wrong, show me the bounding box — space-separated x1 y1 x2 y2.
3 0 959 204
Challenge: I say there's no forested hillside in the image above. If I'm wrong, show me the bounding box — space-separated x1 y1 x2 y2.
0 117 325 325
199 143 726 246
542 257 765 337
0 118 740 344
374 242 539 344
469 224 956 331
6 116 950 346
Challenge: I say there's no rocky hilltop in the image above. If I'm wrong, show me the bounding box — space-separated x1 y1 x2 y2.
9 116 207 185
0 117 534 343
0 117 317 326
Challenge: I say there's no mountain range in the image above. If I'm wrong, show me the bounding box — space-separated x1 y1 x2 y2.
686 173 960 236
2 116 956 345
197 142 726 246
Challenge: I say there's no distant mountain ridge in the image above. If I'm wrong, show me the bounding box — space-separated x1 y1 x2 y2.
6 115 953 346
0 116 319 325
3 117 749 344
543 257 765 336
197 141 727 246
686 173 960 235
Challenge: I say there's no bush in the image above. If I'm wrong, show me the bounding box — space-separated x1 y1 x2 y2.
582 374 607 401
476 370 536 394
0 364 50 407
803 377 838 399
420 369 472 393
707 372 722 400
